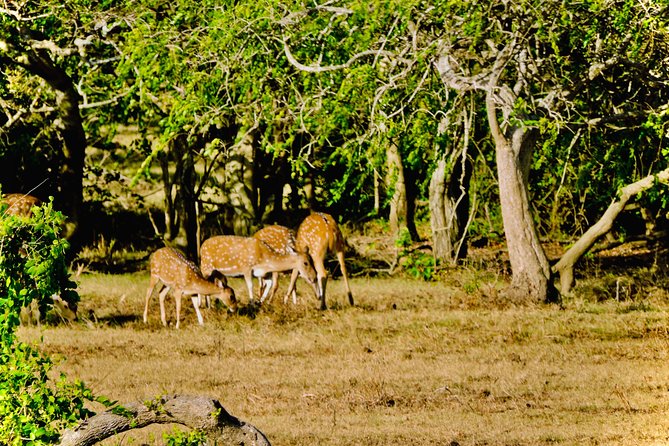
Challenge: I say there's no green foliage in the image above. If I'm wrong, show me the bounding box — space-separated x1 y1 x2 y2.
396 228 435 281
0 198 98 445
0 199 78 326
5 0 669 254
163 427 208 446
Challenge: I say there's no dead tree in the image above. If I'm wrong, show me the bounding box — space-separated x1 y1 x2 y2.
59 394 271 446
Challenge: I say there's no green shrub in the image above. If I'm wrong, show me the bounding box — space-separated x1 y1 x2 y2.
0 197 97 445
164 426 208 446
395 228 436 281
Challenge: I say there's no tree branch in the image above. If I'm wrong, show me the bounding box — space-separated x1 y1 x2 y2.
59 394 271 446
553 166 669 293
282 38 399 73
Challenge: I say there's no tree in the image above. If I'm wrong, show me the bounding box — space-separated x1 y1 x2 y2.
0 1 130 248
435 0 669 302
554 167 669 294
279 0 451 231
429 94 477 263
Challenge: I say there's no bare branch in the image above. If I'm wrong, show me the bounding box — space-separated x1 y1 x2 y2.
433 53 490 92
28 39 77 57
279 3 353 27
282 38 398 73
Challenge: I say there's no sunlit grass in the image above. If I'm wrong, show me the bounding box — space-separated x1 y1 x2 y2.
18 272 669 445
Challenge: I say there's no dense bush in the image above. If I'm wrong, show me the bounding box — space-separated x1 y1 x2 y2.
0 198 204 446
0 198 93 445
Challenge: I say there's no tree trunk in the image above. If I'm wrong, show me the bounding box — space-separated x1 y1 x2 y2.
224 130 257 235
59 395 271 446
387 141 407 236
430 158 450 259
155 136 200 259
429 150 472 263
159 148 177 241
386 141 418 240
178 141 199 260
6 42 86 247
487 92 555 303
404 170 420 241
553 167 669 294
373 168 381 215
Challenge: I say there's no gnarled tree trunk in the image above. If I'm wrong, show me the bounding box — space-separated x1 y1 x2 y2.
59 395 271 446
487 91 556 303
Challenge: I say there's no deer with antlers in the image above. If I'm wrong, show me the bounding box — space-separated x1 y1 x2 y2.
144 247 237 328
199 234 318 305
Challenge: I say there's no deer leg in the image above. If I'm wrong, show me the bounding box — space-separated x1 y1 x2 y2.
191 295 204 326
244 273 256 304
257 276 270 303
268 272 279 300
268 272 280 303
284 269 301 305
158 286 170 327
175 290 183 329
144 276 161 324
312 258 328 310
260 272 280 304
337 251 354 306
319 276 328 310
259 276 271 303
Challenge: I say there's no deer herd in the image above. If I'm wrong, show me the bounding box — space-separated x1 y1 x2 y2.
2 193 355 328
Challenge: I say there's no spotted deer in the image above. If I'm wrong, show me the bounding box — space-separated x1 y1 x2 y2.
292 212 354 310
199 235 318 305
144 247 237 328
1 193 42 217
252 224 318 304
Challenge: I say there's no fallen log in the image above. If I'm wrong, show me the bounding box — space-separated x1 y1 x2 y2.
59 394 271 446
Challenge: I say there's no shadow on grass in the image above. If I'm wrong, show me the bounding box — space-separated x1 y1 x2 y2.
83 313 143 328
236 302 262 319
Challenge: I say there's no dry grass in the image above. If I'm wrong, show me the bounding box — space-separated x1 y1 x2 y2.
18 271 669 446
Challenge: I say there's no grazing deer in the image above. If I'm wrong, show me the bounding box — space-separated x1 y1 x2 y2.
2 193 42 217
252 225 318 304
199 235 318 305
144 247 237 328
291 212 354 310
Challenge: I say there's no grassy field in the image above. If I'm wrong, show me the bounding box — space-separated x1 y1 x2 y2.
17 262 669 446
